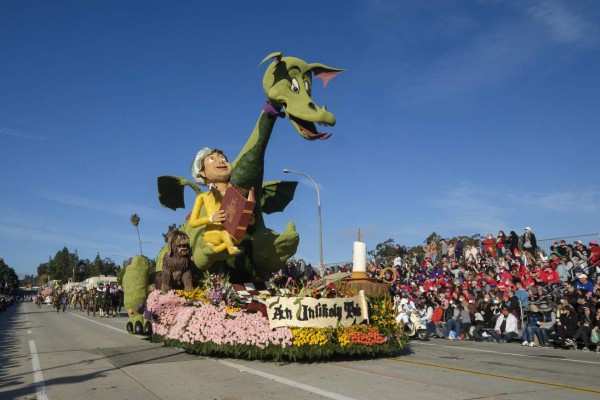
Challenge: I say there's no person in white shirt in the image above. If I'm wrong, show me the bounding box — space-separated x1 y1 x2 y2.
491 306 519 343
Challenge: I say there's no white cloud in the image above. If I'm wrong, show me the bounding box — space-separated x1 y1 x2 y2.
0 126 48 140
525 0 598 45
428 183 599 237
0 194 173 267
0 224 70 244
429 184 508 234
521 190 599 212
0 200 138 249
389 22 541 103
370 0 600 101
35 190 167 221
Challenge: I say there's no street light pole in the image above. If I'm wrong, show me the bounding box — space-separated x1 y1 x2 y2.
283 168 324 270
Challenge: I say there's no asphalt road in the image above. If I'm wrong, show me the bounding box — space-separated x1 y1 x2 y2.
2 301 600 400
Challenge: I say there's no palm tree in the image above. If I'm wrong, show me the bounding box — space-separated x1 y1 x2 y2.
130 214 143 255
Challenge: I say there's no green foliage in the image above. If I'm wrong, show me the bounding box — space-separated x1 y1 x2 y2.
438 234 482 252
38 274 48 285
20 274 36 288
75 260 89 282
117 266 127 286
0 258 19 289
130 213 144 255
130 213 140 227
123 256 150 307
462 233 482 248
367 294 409 347
406 245 425 256
154 335 402 362
162 223 178 243
37 262 49 278
369 232 484 259
367 238 401 261
91 254 103 277
38 247 77 285
424 232 442 245
33 248 125 285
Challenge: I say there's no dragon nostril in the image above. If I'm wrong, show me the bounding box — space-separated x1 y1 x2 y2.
308 102 316 111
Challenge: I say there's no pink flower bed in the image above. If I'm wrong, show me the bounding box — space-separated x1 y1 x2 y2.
146 290 293 349
146 290 186 336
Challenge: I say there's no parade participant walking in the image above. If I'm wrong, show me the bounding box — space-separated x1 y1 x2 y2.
97 283 106 317
102 285 112 317
60 294 67 312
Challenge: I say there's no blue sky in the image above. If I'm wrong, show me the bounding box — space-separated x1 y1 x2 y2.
1 0 599 277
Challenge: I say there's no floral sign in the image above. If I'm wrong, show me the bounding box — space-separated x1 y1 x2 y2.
146 285 407 361
266 290 369 328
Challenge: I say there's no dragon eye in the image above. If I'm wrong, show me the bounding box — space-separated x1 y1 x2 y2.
291 78 300 93
304 80 310 94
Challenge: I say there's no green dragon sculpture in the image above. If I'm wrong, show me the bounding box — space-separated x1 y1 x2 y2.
123 255 152 335
157 52 343 279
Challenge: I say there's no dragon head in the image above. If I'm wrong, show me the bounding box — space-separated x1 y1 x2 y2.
260 52 344 140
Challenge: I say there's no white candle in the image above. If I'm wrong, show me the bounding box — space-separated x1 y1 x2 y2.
353 241 367 272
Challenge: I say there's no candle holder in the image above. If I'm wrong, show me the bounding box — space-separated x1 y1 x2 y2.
345 228 388 295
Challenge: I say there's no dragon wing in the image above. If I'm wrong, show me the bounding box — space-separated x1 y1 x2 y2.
157 175 202 211
261 181 298 214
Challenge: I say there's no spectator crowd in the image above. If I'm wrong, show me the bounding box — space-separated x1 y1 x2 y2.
0 293 19 312
274 227 600 352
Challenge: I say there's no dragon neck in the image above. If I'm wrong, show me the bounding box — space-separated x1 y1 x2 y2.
231 109 278 204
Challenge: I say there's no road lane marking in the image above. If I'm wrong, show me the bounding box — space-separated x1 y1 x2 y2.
214 359 359 400
29 340 49 400
386 356 600 394
67 311 131 335
416 341 600 365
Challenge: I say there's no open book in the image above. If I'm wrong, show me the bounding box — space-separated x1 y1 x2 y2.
219 186 255 241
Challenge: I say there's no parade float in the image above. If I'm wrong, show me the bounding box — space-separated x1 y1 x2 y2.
122 53 409 360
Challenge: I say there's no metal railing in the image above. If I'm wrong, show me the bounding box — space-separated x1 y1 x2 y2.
537 233 600 257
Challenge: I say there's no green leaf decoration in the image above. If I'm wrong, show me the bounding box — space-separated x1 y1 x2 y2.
157 175 202 211
261 181 298 214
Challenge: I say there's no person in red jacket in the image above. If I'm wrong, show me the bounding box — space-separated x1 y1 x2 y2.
498 267 512 284
496 231 508 259
482 234 497 258
539 263 560 284
587 240 600 283
521 270 536 288
427 301 443 337
589 240 600 267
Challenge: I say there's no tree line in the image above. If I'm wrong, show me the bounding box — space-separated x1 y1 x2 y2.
34 247 127 287
0 258 19 290
10 214 171 288
367 232 483 262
